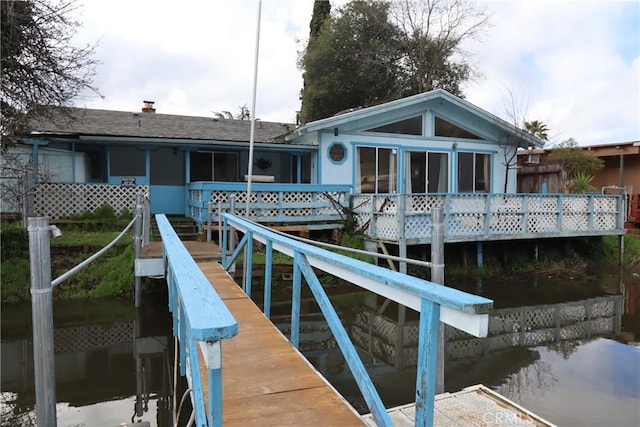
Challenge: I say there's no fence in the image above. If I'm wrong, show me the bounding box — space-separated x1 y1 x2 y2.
352 193 625 244
33 182 148 219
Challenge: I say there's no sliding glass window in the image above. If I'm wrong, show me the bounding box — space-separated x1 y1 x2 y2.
457 152 491 193
406 151 449 193
356 146 397 193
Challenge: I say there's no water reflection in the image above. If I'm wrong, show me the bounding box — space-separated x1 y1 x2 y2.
280 274 640 426
0 295 174 427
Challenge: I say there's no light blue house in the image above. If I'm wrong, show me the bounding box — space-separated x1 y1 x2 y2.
284 89 542 194
16 91 624 247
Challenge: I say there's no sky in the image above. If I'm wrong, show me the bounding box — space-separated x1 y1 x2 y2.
71 0 640 146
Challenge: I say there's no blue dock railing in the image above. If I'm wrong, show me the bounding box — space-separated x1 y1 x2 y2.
221 213 493 427
155 214 238 427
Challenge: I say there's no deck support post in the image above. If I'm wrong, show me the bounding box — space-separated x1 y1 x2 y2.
476 241 483 269
396 195 407 370
431 207 445 394
207 201 213 242
618 234 624 267
28 217 57 427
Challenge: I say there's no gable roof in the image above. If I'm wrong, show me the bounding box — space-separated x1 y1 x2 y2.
28 107 295 143
285 89 545 148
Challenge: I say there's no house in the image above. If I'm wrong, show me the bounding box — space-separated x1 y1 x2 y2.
12 90 624 250
12 102 305 215
283 89 544 195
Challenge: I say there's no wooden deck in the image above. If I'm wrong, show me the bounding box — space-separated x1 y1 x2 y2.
197 262 363 426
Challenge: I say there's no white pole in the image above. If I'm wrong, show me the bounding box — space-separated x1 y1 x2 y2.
246 0 262 219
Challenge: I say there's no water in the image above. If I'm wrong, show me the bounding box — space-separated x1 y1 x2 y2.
2 273 639 426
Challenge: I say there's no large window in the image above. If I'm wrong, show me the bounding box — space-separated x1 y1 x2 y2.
190 152 238 182
406 151 449 193
151 148 184 185
457 152 491 193
356 146 397 193
366 116 423 136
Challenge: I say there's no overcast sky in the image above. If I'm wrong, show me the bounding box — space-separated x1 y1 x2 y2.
71 0 639 146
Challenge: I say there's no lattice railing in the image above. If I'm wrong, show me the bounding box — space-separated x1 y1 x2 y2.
34 183 148 219
187 182 351 228
352 193 624 243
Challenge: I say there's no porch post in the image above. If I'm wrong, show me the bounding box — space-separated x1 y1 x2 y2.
396 194 406 370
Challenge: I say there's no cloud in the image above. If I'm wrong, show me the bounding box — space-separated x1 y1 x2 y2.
464 1 640 145
72 0 639 145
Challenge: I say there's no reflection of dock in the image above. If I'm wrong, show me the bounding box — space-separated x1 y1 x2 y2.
352 295 623 368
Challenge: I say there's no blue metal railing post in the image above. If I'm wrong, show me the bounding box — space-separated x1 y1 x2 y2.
243 232 254 296
264 240 273 318
415 298 440 426
291 251 302 348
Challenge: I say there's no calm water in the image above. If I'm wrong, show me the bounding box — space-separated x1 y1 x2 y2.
1 272 639 426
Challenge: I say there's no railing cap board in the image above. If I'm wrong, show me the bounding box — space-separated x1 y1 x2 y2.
222 213 493 315
156 214 238 340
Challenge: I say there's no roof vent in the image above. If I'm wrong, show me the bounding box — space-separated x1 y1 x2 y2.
142 100 156 113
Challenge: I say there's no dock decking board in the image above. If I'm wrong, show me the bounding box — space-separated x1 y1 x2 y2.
141 241 222 262
197 262 364 426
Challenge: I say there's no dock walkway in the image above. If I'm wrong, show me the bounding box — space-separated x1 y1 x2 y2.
198 261 363 426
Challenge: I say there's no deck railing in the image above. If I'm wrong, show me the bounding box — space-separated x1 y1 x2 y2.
221 213 493 427
155 214 238 427
352 193 625 244
186 182 351 229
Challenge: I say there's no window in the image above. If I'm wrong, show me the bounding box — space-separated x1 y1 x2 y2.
457 152 491 193
366 116 422 136
190 152 238 182
435 117 482 140
406 151 449 193
356 146 397 193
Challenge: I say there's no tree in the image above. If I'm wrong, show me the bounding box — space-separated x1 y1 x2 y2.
298 0 490 123
213 104 251 120
548 138 604 192
391 0 490 97
524 120 549 142
299 1 402 123
1 0 99 149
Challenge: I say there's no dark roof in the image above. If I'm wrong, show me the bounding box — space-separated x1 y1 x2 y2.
29 107 295 143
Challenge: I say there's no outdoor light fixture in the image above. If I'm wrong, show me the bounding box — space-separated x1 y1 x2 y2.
334 127 339 136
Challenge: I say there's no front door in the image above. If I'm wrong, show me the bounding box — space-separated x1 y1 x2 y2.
150 148 185 214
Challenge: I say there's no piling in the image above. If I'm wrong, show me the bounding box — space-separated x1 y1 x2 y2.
28 217 57 427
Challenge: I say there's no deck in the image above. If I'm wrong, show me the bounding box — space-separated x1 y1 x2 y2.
197 262 363 426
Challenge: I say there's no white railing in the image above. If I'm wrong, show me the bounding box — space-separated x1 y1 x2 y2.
352 193 625 244
187 182 351 229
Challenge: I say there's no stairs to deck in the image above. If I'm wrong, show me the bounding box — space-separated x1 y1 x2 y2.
151 216 197 241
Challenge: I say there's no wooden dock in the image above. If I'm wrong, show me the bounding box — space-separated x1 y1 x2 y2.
198 261 363 426
141 240 222 262
145 232 554 427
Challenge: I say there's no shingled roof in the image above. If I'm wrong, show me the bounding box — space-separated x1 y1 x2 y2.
29 107 296 143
